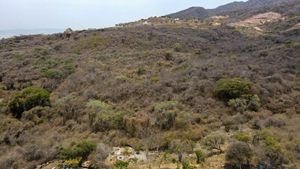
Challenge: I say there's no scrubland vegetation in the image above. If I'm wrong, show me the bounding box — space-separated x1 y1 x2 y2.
0 1 299 168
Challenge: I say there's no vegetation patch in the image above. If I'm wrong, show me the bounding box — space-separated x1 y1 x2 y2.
225 142 253 168
38 58 75 79
174 43 182 52
87 100 129 132
202 132 225 153
214 78 252 101
59 140 96 166
228 94 261 112
8 87 50 119
114 160 129 169
233 132 251 142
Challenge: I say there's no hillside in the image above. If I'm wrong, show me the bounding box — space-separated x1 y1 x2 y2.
167 0 299 21
0 1 299 169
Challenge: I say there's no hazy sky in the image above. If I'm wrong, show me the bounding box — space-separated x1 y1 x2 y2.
0 0 245 30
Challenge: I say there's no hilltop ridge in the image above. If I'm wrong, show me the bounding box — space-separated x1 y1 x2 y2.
167 0 299 20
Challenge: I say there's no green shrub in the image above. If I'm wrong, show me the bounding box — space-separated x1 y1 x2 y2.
253 131 288 167
202 133 225 153
8 87 50 119
60 140 96 161
182 161 195 169
164 51 173 60
22 106 50 124
225 142 253 168
175 111 192 129
254 131 280 150
136 67 147 75
114 160 129 169
63 158 81 167
223 118 238 132
71 36 105 53
116 75 131 82
153 101 178 113
156 112 176 130
228 95 261 112
150 76 160 82
86 100 113 114
174 43 182 52
91 111 127 132
41 68 63 78
234 132 251 142
228 98 248 112
247 95 261 111
195 150 205 164
36 56 75 79
152 101 177 130
214 78 252 100
87 100 128 131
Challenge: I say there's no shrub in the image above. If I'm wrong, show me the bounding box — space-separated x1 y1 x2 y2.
150 76 160 82
164 51 173 60
253 131 279 149
63 158 81 167
202 133 225 153
116 75 131 82
156 111 176 130
153 101 178 130
136 67 147 75
225 142 253 168
253 131 288 167
169 139 195 154
182 161 195 169
92 143 112 163
228 95 261 112
60 140 96 162
124 116 150 137
265 114 286 128
41 69 63 79
153 101 178 113
114 160 129 169
234 132 251 142
22 106 50 124
174 43 182 52
8 87 50 119
56 94 83 124
91 111 127 132
247 95 261 111
228 98 248 112
195 150 205 164
174 111 192 129
86 100 113 114
214 78 252 101
87 100 128 131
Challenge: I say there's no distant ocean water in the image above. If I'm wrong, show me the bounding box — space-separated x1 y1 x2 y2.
0 29 64 39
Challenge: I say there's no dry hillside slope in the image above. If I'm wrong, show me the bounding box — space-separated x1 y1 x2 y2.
0 1 299 169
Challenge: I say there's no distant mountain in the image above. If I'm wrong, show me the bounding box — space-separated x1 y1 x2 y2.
166 0 298 20
166 7 209 20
